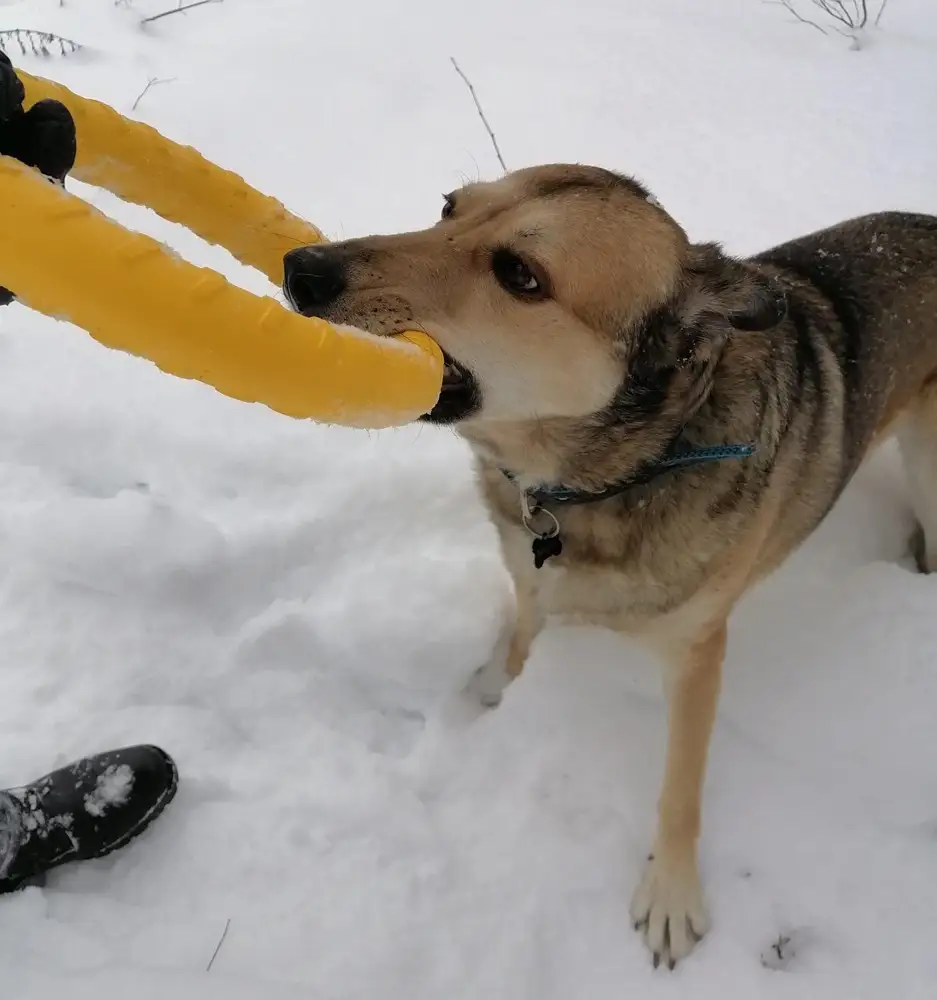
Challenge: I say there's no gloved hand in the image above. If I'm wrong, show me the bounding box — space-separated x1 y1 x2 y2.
0 51 77 305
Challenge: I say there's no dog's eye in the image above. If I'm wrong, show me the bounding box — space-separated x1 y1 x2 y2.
441 195 455 220
491 249 544 299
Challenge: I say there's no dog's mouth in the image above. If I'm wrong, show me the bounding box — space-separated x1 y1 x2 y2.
442 355 468 390
422 351 480 424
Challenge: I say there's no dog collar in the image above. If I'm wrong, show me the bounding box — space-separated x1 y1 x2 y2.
501 442 756 569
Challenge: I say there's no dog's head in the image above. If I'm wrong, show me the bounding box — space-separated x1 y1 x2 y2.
284 165 784 450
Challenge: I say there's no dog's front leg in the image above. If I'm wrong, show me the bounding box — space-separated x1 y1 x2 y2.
465 578 541 707
630 621 726 968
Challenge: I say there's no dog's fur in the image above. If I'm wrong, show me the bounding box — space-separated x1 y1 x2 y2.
283 164 937 967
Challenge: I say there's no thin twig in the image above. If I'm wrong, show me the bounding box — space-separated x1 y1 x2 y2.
819 0 858 28
206 918 231 973
764 0 828 34
770 0 885 39
131 75 175 111
142 0 223 25
449 57 507 173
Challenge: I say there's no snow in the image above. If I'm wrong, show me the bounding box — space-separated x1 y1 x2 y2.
0 0 936 997
83 764 134 818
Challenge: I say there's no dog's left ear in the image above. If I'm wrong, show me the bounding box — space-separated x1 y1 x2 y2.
686 243 787 333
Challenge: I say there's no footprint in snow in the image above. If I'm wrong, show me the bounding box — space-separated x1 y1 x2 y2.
760 927 815 971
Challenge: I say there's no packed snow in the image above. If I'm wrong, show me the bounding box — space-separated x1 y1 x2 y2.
1 0 936 997
83 765 134 818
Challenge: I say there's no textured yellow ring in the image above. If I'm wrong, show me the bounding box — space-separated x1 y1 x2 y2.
1 72 442 427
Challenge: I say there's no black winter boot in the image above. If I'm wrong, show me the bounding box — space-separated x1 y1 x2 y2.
0 745 178 894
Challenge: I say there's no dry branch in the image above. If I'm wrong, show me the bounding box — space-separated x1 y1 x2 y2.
767 0 888 40
765 0 829 34
206 918 231 973
0 29 82 57
143 0 224 25
450 57 507 173
132 75 175 111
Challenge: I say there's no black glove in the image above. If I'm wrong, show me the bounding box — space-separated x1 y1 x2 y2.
0 51 77 306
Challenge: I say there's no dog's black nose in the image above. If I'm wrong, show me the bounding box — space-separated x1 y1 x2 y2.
283 246 347 315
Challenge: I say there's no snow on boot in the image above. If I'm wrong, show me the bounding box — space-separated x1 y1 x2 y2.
0 745 178 894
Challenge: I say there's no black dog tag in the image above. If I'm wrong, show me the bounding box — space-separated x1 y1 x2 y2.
532 534 563 568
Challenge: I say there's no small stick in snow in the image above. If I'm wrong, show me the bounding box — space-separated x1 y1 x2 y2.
131 76 175 112
142 0 224 26
449 57 507 174
206 917 231 973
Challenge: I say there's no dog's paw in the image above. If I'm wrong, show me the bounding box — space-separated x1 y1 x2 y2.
462 659 511 708
630 852 708 969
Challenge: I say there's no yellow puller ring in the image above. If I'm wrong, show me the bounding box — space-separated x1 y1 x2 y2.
2 72 442 427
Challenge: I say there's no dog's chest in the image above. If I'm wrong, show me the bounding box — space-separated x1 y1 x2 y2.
498 515 668 632
497 518 728 661
481 463 713 631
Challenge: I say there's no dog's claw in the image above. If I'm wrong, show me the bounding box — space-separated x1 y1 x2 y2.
630 853 708 969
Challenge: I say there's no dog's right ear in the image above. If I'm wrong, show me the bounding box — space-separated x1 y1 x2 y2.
684 243 786 333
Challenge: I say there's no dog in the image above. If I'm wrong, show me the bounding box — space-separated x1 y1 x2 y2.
282 164 937 968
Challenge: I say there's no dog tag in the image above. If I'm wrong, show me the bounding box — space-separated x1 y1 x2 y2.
532 533 563 568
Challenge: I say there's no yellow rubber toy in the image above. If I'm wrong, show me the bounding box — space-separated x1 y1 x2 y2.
19 71 323 286
0 72 442 427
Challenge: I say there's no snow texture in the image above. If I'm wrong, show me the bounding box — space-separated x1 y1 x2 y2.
0 0 936 997
83 765 134 819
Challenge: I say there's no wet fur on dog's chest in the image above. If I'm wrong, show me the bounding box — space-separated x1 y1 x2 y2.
480 464 742 629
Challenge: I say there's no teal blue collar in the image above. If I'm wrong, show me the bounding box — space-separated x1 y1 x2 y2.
501 442 756 568
510 442 755 508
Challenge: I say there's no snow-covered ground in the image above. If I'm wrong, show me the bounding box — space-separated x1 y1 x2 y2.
1 0 936 996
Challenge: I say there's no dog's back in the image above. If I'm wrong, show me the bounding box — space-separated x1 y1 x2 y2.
752 211 937 570
757 212 937 473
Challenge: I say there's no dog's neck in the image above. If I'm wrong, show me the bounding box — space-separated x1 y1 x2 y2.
461 414 687 494
459 334 758 493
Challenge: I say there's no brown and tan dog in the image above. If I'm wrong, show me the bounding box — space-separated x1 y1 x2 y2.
282 165 937 968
